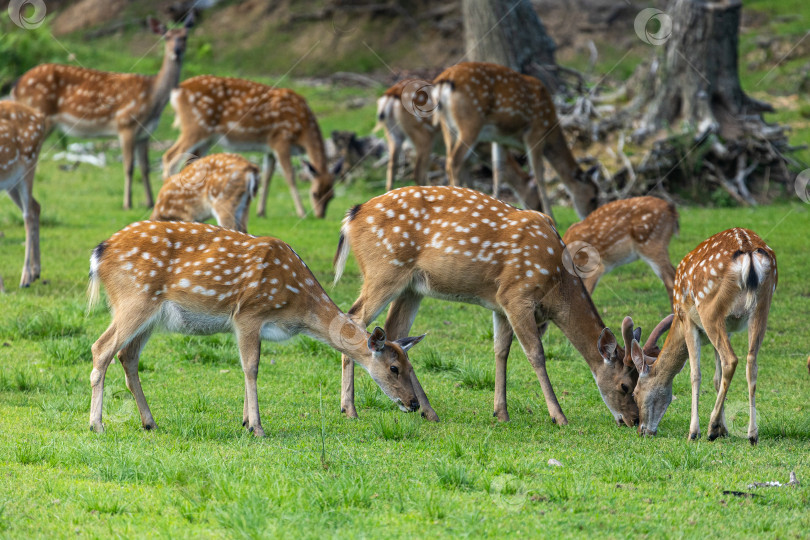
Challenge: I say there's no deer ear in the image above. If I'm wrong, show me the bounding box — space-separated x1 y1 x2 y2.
585 164 600 184
597 328 618 363
184 11 196 28
633 326 642 344
330 157 345 176
147 17 166 35
301 160 319 178
368 326 386 353
394 333 426 353
630 340 650 376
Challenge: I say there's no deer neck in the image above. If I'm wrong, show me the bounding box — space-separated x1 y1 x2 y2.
547 274 607 376
543 125 580 183
148 44 184 118
648 315 689 387
300 298 374 369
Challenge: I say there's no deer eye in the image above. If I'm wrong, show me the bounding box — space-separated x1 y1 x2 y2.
621 383 629 394
390 365 399 375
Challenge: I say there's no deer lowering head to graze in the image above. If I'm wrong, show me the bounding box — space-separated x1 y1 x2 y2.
162 75 342 219
12 15 194 210
624 228 776 444
563 196 678 306
150 153 259 233
0 102 47 288
87 221 424 436
432 62 600 222
334 185 646 426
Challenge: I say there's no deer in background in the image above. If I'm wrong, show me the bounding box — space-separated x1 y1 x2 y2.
626 228 776 444
333 185 655 427
0 102 48 289
562 196 678 306
432 62 600 222
378 80 546 210
162 75 342 219
12 15 194 209
87 221 426 436
150 153 259 233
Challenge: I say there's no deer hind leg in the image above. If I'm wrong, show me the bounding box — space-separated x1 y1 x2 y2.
524 142 553 223
257 153 276 218
340 274 411 418
90 303 159 432
701 309 736 441
235 324 264 437
162 132 211 179
683 319 703 440
119 129 136 210
135 140 154 208
744 295 771 445
410 129 435 187
638 249 676 308
492 311 514 422
442 117 480 187
384 130 403 191
502 298 567 425
7 178 40 287
117 328 157 430
274 146 307 219
384 290 438 422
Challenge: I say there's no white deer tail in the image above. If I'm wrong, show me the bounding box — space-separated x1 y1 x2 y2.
333 206 358 286
86 242 105 314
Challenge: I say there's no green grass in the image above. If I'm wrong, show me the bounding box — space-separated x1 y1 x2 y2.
2 6 810 538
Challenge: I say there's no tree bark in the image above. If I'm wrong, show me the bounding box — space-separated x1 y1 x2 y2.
632 0 772 140
462 0 560 91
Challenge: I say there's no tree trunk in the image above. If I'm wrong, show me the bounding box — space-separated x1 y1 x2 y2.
632 0 772 140
462 0 560 91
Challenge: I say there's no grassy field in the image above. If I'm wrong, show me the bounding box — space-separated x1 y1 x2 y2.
2 4 810 539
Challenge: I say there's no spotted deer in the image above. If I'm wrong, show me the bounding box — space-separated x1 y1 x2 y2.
0 102 47 288
87 221 425 436
563 196 678 306
431 62 599 222
150 153 259 233
333 185 656 426
626 228 777 444
378 80 544 209
162 75 342 219
12 15 194 209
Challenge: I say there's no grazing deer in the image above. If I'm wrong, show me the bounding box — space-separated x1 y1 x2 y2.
334 185 651 426
162 75 342 219
626 228 777 444
377 80 543 209
87 221 425 436
12 15 194 210
431 62 600 222
0 102 47 288
150 153 259 233
562 196 678 306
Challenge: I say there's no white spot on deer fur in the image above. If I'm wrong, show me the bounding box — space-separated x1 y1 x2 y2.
179 278 190 288
539 268 550 275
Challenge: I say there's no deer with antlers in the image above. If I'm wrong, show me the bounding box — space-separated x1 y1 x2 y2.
562 196 678 306
87 220 426 435
625 228 777 444
333 185 660 426
162 75 342 219
0 102 48 289
150 153 259 233
12 15 194 209
431 62 599 222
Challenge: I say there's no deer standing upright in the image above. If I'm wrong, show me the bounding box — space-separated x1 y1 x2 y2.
150 153 259 233
162 75 342 219
625 228 777 444
432 62 599 221
12 15 194 209
0 102 47 288
87 221 426 436
333 185 654 426
562 196 678 306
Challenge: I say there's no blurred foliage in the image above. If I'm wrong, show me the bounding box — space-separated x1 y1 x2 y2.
0 21 63 92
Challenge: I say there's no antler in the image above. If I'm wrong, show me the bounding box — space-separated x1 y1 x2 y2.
642 314 674 356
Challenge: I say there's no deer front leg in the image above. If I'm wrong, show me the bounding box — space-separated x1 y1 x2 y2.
257 153 276 217
504 300 567 425
275 147 307 219
118 330 157 430
236 326 264 437
492 311 513 422
135 140 154 208
525 143 553 223
384 291 438 421
119 129 137 210
7 180 40 287
683 319 703 440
